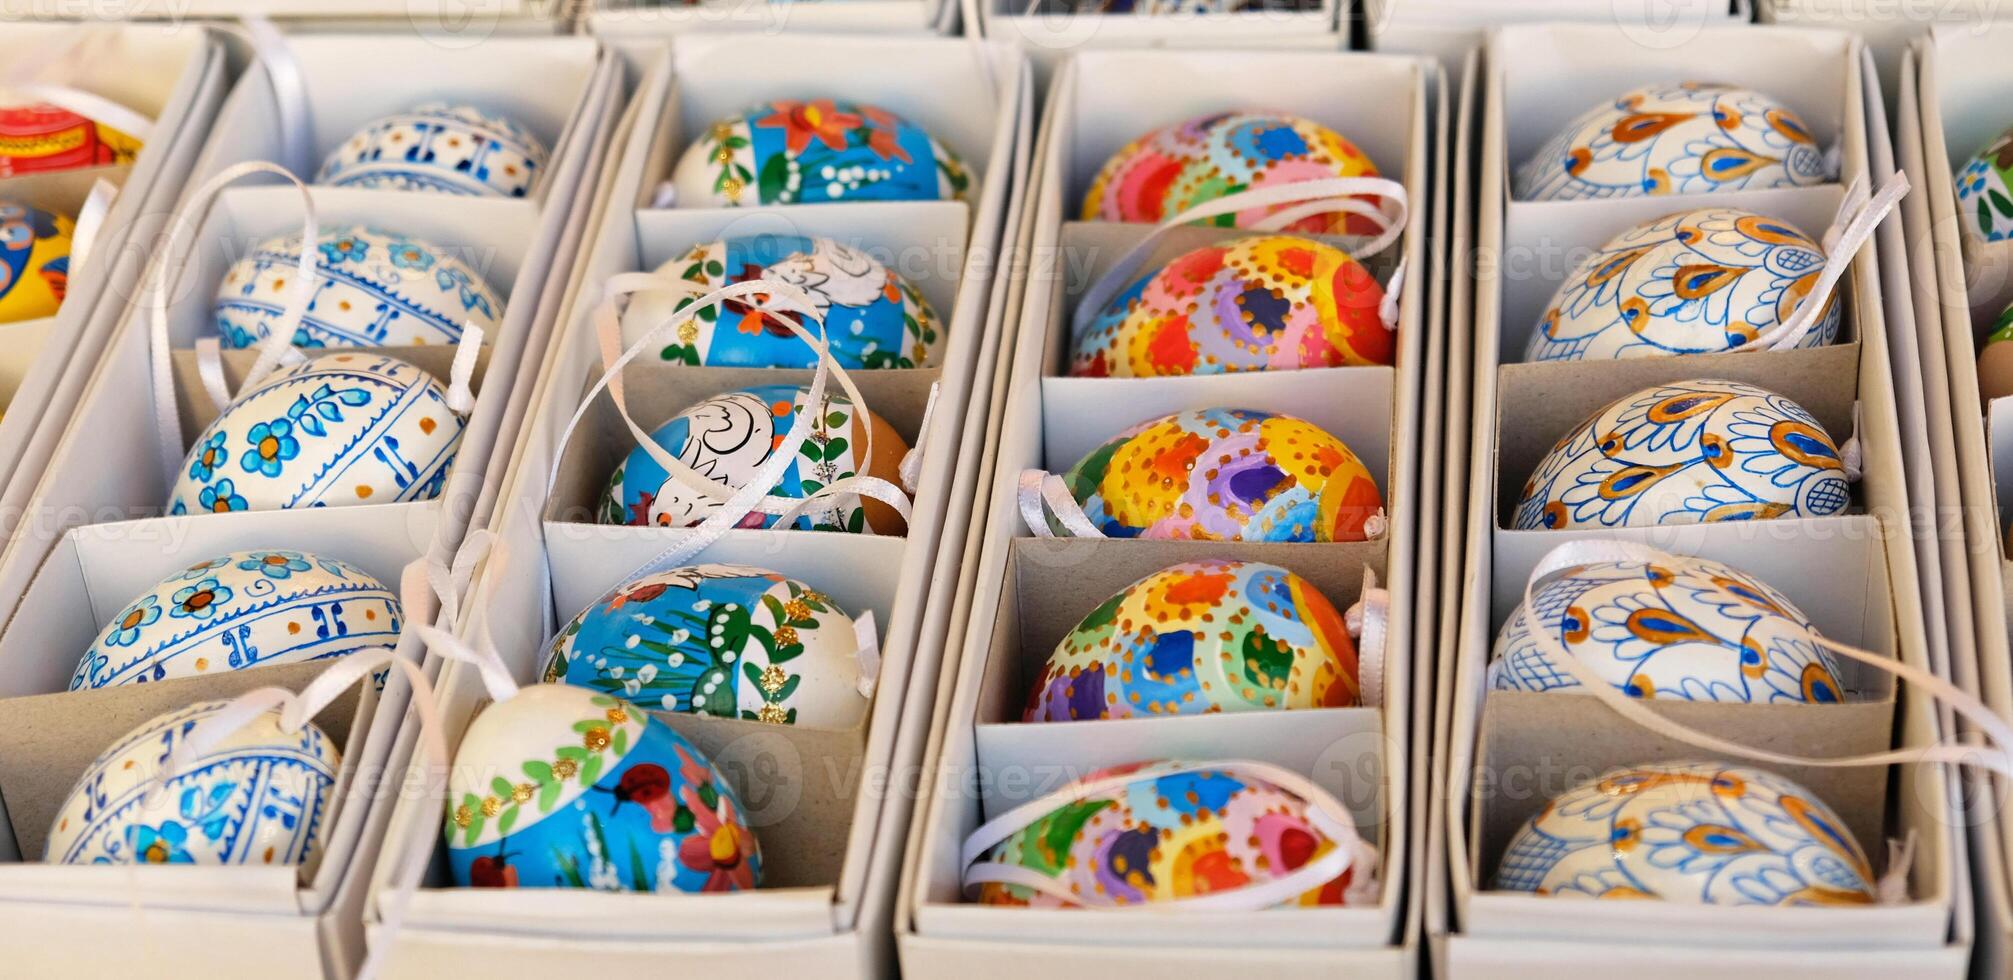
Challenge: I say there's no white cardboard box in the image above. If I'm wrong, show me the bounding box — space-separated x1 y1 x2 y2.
966 0 1345 83
587 0 959 39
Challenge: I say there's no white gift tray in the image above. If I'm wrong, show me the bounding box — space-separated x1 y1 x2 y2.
587 0 959 39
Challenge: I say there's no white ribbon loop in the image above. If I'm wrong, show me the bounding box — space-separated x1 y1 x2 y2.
852 610 882 699
68 178 118 276
4 28 153 141
898 381 941 495
446 324 484 415
231 17 316 180
1346 567 1389 710
1840 400 1865 484
1016 468 1105 539
1730 172 1909 354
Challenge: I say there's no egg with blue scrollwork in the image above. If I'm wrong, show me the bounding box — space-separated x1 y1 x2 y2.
1515 83 1827 202
1493 761 1876 905
1513 379 1849 531
167 352 465 514
541 563 868 729
445 683 761 893
622 234 939 369
46 700 339 866
1526 208 1838 362
316 102 548 198
671 99 972 208
1488 553 1843 704
214 225 504 349
70 549 400 690
0 200 72 324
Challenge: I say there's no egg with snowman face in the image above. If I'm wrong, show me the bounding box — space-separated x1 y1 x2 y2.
316 102 548 198
1513 379 1849 531
446 683 761 893
47 699 339 866
215 225 504 349
1515 83 1827 202
0 102 141 177
1493 761 1876 905
542 564 869 729
598 383 908 534
1526 207 1838 362
1489 553 1844 704
0 200 72 324
70 549 401 690
671 98 972 208
1084 112 1384 235
167 352 466 514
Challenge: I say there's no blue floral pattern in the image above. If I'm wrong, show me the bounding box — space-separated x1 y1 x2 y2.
103 595 160 647
169 578 232 621
240 419 300 477
1515 83 1828 202
214 225 504 349
188 431 228 482
237 551 312 579
197 480 247 514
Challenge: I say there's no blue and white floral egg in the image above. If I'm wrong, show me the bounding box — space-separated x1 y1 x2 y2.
1515 83 1827 202
168 352 465 513
1514 379 1849 530
671 98 973 208
70 549 401 690
215 225 504 349
542 564 868 729
623 234 939 369
1493 761 1876 905
1489 553 1843 703
1527 207 1838 362
316 102 548 198
446 683 762 892
46 699 339 866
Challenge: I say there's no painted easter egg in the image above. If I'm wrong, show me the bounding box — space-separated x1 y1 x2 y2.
0 201 72 324
1979 307 2013 401
46 700 339 866
1071 234 1391 376
214 225 504 349
1026 559 1358 721
316 102 547 198
1526 207 1837 362
167 352 466 513
446 683 761 893
1956 125 2013 245
543 564 868 728
0 102 141 177
1513 379 1849 530
968 760 1370 908
1493 761 1875 905
1515 83 1826 202
671 98 972 208
1083 112 1382 234
599 383 907 534
1058 407 1381 541
624 234 939 369
70 549 401 690
1489 553 1842 703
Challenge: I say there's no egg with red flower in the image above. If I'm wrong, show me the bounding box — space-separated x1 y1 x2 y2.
670 98 972 208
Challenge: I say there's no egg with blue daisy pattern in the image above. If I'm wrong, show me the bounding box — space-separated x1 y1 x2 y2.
316 103 548 198
215 225 504 349
1515 83 1827 202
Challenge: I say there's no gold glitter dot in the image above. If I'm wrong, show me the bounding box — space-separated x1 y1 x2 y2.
782 599 811 621
759 665 789 695
480 796 502 817
720 177 744 199
606 706 629 725
758 703 789 724
512 783 535 804
678 321 699 344
551 758 579 780
453 805 472 828
583 728 610 751
773 625 799 647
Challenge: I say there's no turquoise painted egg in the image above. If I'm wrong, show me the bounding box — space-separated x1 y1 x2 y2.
670 98 972 207
215 225 504 349
1515 83 1827 202
316 102 547 198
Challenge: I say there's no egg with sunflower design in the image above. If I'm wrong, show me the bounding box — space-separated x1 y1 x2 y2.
1493 761 1875 905
624 234 939 369
543 564 869 729
46 699 339 866
316 102 548 198
1515 83 1827 202
0 102 141 177
1027 559 1359 722
1956 125 2013 246
1054 407 1382 541
1489 553 1843 704
671 98 972 208
446 683 762 893
1072 234 1392 376
167 352 466 513
0 200 72 324
214 225 504 349
600 383 907 534
1083 112 1383 234
1526 208 1837 362
1513 379 1849 531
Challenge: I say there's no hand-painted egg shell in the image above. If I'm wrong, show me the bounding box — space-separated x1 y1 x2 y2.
972 760 1365 907
0 201 73 324
1071 234 1391 376
1488 554 1843 703
316 102 548 198
47 700 338 865
625 234 939 369
600 383 908 534
1083 112 1382 235
1980 334 2013 402
71 550 401 690
445 683 761 892
1956 126 2013 245
671 99 972 208
1027 559 1358 721
1527 208 1837 362
0 102 141 177
1515 83 1827 202
543 564 866 728
1061 407 1382 542
214 225 504 349
1513 379 1848 530
167 353 465 513
1493 761 1875 904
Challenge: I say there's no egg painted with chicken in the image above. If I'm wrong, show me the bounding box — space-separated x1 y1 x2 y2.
317 102 547 198
215 225 504 349
1084 112 1382 234
671 98 972 208
1515 83 1826 202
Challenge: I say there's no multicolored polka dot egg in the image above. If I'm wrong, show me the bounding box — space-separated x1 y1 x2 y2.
1515 83 1827 202
1084 111 1382 234
671 99 972 208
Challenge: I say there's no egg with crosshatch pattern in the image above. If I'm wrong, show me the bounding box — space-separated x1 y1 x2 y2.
1515 83 1827 202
